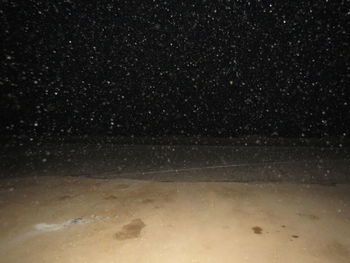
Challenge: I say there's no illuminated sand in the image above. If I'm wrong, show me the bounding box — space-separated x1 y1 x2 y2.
0 177 349 263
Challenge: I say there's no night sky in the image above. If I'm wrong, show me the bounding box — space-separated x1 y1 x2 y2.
1 0 349 138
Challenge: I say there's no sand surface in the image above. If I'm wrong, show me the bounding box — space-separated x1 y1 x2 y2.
0 176 349 262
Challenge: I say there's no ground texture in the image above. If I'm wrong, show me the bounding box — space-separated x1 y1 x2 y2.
0 176 349 263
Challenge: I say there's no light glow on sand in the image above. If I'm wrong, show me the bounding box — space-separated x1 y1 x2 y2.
0 176 349 263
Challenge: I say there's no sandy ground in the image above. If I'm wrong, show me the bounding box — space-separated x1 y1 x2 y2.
0 176 349 263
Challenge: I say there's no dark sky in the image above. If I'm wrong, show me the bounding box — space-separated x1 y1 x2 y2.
1 0 349 138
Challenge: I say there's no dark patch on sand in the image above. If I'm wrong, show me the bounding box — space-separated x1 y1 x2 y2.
252 226 263 234
142 198 154 204
104 195 118 200
58 195 72 200
115 184 130 189
292 235 299 238
115 219 146 240
297 213 319 220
